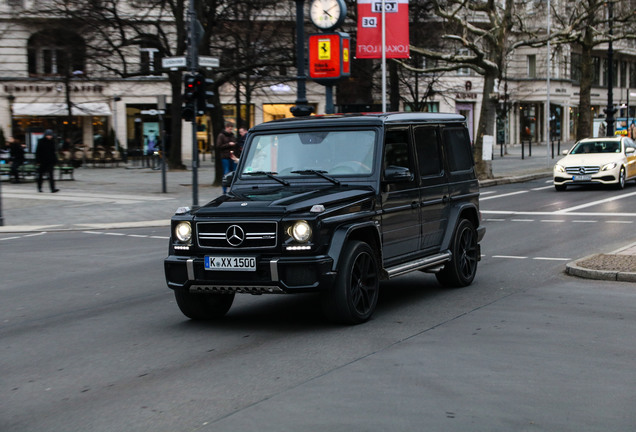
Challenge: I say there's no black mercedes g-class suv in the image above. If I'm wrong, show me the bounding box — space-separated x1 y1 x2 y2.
164 113 485 324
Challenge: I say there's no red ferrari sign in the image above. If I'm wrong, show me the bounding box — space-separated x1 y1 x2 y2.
309 33 351 81
356 0 409 59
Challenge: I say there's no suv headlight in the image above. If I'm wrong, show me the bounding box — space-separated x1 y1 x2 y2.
290 220 312 243
175 221 192 242
554 164 565 173
602 162 617 171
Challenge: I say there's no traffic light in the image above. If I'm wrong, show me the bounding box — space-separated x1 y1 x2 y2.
194 72 215 115
181 73 197 121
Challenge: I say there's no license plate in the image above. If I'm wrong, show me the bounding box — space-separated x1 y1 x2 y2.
205 256 256 271
572 175 592 181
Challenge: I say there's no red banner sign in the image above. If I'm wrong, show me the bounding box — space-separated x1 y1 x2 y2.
356 0 409 59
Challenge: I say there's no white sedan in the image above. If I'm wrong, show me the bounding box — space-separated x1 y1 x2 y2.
553 136 636 191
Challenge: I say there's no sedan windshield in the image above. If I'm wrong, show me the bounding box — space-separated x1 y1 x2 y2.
240 130 376 178
570 140 621 154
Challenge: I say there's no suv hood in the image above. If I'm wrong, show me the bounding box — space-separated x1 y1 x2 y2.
194 186 375 216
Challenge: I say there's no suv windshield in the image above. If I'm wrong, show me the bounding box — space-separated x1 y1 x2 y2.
240 130 376 177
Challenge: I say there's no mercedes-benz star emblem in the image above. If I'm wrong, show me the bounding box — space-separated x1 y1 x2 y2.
579 167 586 175
226 225 245 246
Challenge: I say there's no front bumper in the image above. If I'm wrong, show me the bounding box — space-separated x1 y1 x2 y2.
164 254 336 294
553 169 620 186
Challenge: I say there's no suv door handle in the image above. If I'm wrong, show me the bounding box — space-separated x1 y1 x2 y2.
411 201 420 209
442 195 450 203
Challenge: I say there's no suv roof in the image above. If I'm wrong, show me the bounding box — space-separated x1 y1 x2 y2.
251 112 467 131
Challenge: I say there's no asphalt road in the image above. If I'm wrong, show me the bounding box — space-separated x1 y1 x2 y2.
2 180 636 431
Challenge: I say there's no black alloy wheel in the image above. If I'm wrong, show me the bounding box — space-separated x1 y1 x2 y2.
322 241 380 324
436 218 479 287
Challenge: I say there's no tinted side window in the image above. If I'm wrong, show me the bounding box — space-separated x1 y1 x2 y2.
414 126 442 177
384 129 413 169
444 127 473 172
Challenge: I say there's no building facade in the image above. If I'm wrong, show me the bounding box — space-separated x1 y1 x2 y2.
1 0 635 163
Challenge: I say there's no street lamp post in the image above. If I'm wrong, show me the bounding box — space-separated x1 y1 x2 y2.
290 0 313 117
605 0 616 136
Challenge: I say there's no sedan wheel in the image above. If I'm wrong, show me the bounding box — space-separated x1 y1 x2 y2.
616 167 626 190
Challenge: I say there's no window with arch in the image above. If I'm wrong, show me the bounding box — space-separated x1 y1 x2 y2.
27 29 85 77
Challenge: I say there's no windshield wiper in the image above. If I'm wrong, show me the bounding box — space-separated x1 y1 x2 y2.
243 171 290 186
291 169 340 185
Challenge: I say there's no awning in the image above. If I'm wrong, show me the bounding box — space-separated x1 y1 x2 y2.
13 102 112 116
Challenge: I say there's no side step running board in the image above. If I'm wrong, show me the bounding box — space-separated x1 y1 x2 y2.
384 251 452 279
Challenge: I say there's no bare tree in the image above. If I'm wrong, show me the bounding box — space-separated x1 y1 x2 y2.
403 0 521 179
35 0 296 173
550 0 636 139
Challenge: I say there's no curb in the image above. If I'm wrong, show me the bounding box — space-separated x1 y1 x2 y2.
480 172 551 187
566 245 636 283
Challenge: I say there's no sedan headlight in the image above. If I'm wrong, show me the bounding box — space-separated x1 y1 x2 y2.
554 164 565 173
601 162 617 171
175 221 192 242
290 220 312 243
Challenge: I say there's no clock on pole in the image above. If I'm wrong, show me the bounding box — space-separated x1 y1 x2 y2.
309 0 346 31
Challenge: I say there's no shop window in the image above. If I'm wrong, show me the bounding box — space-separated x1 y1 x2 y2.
527 55 536 78
27 29 85 77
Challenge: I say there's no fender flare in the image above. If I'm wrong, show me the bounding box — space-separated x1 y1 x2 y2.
327 221 382 272
440 203 480 251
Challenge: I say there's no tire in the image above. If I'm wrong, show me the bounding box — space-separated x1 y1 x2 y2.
322 241 379 325
554 184 567 191
174 288 235 320
436 218 479 288
615 167 626 190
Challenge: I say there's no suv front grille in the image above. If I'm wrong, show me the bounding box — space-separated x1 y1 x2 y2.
565 166 600 175
197 221 278 249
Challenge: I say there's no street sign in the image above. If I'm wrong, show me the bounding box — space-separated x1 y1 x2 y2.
162 56 187 69
199 56 219 68
140 109 165 116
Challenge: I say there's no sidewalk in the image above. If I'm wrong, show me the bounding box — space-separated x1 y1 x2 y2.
0 144 634 281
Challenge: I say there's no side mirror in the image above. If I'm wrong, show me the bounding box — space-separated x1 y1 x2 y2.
222 171 235 188
561 149 569 156
384 165 413 182
626 147 635 154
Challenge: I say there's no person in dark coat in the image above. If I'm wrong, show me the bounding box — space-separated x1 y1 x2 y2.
215 123 237 194
9 136 26 183
35 129 59 193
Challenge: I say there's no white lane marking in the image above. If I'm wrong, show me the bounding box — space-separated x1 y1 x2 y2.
555 190 636 213
572 220 596 223
488 255 571 262
606 220 633 224
541 219 566 223
511 219 534 222
480 190 529 201
531 185 555 191
485 218 506 222
481 210 636 217
533 257 571 261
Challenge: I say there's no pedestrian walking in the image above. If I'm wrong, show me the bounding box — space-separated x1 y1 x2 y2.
216 123 237 193
9 136 25 183
35 129 59 193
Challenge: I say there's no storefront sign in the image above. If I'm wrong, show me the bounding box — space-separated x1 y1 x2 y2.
3 84 104 94
309 33 351 82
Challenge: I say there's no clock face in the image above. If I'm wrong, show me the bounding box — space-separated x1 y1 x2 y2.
310 0 346 30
